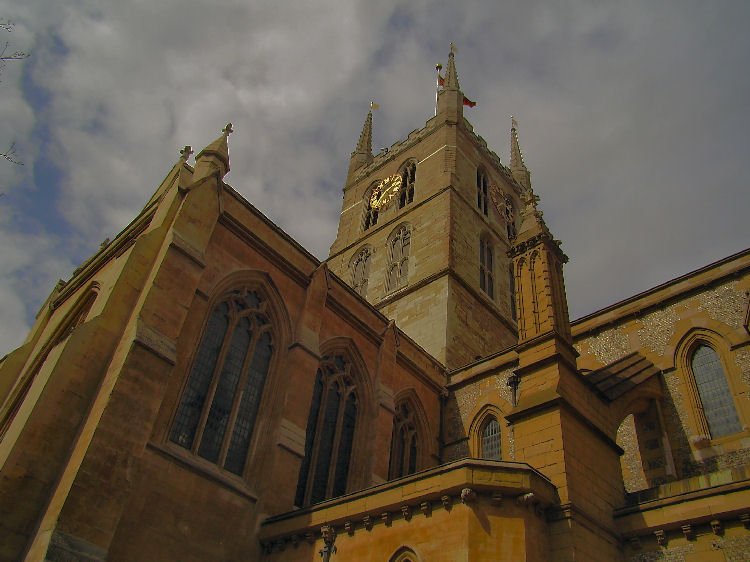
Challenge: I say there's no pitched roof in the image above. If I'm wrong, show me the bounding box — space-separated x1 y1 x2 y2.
584 352 660 401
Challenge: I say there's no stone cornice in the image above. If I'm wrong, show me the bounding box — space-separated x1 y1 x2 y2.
259 459 558 552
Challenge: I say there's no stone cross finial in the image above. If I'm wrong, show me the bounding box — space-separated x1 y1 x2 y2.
222 123 233 136
179 145 193 161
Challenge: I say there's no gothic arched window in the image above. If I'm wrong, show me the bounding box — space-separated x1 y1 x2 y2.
399 161 416 209
509 264 517 320
479 238 494 299
389 401 419 480
690 345 742 439
481 416 502 460
170 288 274 476
363 185 379 231
295 354 359 506
387 225 411 292
477 168 488 216
350 246 372 297
506 200 516 240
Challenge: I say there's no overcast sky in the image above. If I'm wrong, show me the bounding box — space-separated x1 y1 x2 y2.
0 1 748 355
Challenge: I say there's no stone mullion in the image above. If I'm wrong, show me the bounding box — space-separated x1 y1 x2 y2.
325 384 351 497
217 321 261 468
192 305 237 454
304 375 331 505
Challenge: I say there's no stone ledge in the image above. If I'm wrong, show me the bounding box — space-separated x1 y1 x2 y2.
259 458 558 548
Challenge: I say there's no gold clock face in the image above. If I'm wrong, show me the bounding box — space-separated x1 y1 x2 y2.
370 174 403 210
490 184 514 223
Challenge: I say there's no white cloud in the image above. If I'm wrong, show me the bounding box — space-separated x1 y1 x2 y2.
0 0 749 355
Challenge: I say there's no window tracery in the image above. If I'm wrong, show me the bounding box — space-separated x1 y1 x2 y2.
399 161 416 209
169 287 274 476
350 246 372 297
295 353 359 506
389 401 419 479
387 225 411 292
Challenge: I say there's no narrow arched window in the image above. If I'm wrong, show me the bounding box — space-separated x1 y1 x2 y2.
477 168 488 215
389 401 419 479
479 238 494 299
390 547 419 562
509 264 516 320
170 288 274 476
481 416 502 460
387 225 411 292
691 345 742 439
506 200 516 239
399 161 416 209
363 186 379 231
350 247 372 297
295 354 359 506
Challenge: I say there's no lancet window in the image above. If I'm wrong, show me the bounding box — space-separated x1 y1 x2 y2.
170 288 274 476
477 167 489 215
389 401 419 480
509 264 517 320
363 185 379 231
481 416 502 460
690 345 742 439
295 354 359 506
399 161 416 209
350 246 372 297
479 238 494 299
387 225 411 292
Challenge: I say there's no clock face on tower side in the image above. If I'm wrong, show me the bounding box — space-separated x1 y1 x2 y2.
370 174 403 210
490 184 514 223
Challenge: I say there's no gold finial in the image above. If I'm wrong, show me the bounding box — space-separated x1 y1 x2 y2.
222 123 233 136
436 63 443 71
370 101 379 110
179 145 193 161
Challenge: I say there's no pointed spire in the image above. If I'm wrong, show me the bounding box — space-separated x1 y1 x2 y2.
194 123 232 181
510 117 531 190
347 110 374 184
354 111 373 157
444 50 461 91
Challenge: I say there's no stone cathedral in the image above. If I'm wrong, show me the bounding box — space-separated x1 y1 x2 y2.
1 51 749 561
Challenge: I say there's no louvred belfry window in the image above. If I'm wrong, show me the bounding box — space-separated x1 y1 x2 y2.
399 161 416 209
480 238 494 299
477 168 489 215
295 354 359 506
170 288 274 476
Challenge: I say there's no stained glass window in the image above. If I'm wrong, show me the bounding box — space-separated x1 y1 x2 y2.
295 354 359 506
691 345 742 439
389 401 419 480
170 289 274 476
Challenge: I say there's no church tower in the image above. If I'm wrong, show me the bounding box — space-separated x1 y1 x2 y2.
328 50 525 368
